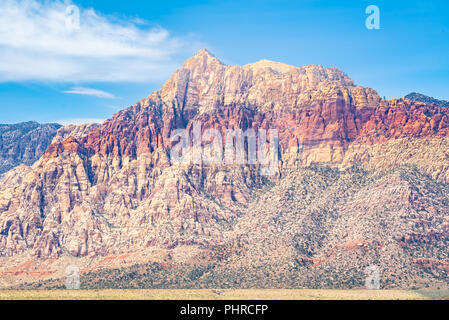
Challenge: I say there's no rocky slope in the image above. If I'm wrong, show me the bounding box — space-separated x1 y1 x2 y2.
0 122 61 176
1 50 448 289
405 92 449 108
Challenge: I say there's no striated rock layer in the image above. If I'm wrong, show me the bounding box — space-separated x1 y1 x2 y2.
1 50 449 289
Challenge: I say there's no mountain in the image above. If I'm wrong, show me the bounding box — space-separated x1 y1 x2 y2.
405 92 449 108
1 50 449 289
0 122 61 176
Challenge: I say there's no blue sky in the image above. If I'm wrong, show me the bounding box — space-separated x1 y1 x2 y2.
0 0 448 124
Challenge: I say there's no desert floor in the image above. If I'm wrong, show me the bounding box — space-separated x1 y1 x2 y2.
0 289 448 300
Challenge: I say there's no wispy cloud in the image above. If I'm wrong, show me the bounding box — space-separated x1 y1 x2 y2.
63 87 116 99
0 0 203 83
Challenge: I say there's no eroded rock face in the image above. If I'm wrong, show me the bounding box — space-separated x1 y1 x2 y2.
0 50 449 289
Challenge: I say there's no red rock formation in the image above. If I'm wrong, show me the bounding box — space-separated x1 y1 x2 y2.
0 50 449 291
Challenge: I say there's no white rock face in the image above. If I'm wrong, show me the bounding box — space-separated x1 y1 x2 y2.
150 49 381 115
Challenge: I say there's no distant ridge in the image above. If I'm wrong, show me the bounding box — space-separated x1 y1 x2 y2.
0 121 101 175
405 92 449 108
0 121 61 175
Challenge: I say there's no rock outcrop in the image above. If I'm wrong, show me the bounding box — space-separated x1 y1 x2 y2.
51 123 101 144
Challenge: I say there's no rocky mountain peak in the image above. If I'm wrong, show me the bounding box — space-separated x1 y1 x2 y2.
244 59 296 73
181 48 224 70
149 50 381 117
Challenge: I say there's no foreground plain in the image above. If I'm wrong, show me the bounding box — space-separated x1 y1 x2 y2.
0 289 448 300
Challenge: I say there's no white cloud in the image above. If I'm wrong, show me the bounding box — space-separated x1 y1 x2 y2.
0 0 203 83
63 87 116 99
55 118 105 125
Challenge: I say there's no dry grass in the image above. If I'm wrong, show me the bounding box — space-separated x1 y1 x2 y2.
0 289 445 300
